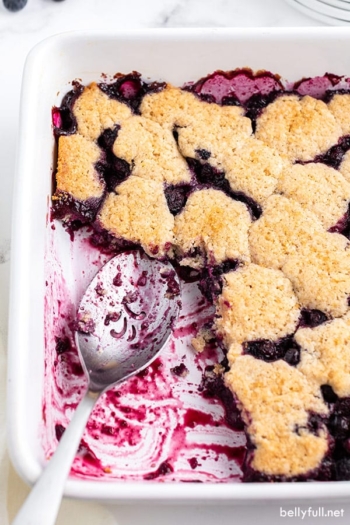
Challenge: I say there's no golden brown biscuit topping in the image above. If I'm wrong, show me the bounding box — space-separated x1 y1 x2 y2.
256 95 342 162
54 75 350 481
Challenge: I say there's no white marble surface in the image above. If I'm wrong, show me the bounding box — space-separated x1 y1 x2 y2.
3 0 347 524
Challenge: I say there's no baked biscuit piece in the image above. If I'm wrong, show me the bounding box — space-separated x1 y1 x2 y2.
328 93 350 135
177 109 252 171
224 138 286 205
73 82 132 141
277 163 350 230
282 235 350 318
112 116 191 185
54 134 104 202
225 356 329 478
141 85 248 128
248 195 326 270
216 264 300 350
296 313 350 398
255 95 342 162
141 85 252 170
339 150 350 183
98 176 174 257
174 189 251 267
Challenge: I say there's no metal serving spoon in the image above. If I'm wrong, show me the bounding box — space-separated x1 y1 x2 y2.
13 250 181 525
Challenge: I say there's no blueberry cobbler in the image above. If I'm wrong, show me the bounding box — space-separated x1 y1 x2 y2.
52 69 350 483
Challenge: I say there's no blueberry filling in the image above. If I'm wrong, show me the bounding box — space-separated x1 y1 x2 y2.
182 90 216 104
196 148 211 161
321 385 339 404
198 259 239 302
52 192 104 226
306 413 327 436
243 336 301 366
199 365 244 430
184 69 283 106
89 229 138 255
97 126 120 150
244 90 281 131
99 72 166 114
311 135 350 170
328 204 350 239
299 308 329 328
164 184 193 215
323 87 350 103
172 262 201 283
221 94 241 107
96 127 131 192
186 158 262 219
52 82 84 137
293 74 343 100
327 398 350 441
334 458 350 480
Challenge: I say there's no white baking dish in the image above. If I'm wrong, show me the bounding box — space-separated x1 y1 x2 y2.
8 27 350 502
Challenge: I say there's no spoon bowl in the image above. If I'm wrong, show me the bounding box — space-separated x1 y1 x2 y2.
76 250 181 392
13 250 180 525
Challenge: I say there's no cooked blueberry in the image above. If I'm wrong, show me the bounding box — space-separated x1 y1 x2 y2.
214 260 239 275
97 126 120 150
321 384 339 404
164 184 192 215
335 458 350 480
329 414 350 440
299 308 328 328
95 155 131 192
283 346 301 366
198 261 239 302
196 149 211 160
99 73 166 113
221 94 241 106
244 336 300 365
245 91 280 129
52 83 83 137
312 135 350 170
244 340 281 362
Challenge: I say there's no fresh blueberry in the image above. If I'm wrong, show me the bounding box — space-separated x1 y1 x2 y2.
3 0 27 11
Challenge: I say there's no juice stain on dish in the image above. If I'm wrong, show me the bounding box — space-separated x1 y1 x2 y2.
43 223 246 482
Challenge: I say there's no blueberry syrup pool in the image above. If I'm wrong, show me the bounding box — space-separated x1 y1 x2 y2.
47 69 350 483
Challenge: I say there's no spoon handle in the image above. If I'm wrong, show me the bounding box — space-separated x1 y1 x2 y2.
12 390 99 525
